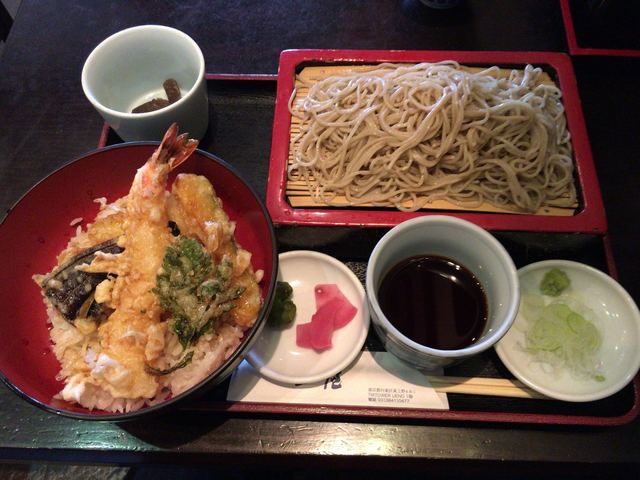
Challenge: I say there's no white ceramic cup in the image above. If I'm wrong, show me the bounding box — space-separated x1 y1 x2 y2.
366 216 520 370
82 25 208 141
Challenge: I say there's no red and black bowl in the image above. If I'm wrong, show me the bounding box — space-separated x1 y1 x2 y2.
0 143 278 421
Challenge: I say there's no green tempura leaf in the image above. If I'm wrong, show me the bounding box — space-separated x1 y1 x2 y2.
171 315 195 350
153 236 240 348
145 351 194 376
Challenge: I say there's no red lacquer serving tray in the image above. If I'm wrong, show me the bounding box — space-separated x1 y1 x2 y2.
560 0 640 57
266 49 606 233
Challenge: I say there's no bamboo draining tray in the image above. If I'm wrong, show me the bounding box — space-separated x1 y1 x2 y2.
287 63 576 217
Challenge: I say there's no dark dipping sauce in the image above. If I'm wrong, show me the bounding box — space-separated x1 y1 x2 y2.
378 255 488 350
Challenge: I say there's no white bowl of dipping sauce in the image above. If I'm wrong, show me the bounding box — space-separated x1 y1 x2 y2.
366 216 520 370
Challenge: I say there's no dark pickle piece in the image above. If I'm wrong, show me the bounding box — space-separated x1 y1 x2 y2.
132 98 170 113
163 78 182 103
131 78 182 113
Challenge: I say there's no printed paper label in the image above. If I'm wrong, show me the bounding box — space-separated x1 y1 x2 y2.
227 351 449 410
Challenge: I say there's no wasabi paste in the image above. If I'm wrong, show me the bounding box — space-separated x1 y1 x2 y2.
540 268 570 297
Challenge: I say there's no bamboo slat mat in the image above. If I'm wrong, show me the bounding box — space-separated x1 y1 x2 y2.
287 63 576 216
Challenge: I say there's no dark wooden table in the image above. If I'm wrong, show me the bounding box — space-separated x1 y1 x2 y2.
1 0 639 475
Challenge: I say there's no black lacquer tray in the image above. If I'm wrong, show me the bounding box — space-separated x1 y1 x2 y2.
99 76 638 426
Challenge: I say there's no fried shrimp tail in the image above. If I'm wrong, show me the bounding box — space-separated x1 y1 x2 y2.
134 123 199 197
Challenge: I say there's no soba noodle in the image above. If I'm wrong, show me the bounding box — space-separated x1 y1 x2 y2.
288 62 576 212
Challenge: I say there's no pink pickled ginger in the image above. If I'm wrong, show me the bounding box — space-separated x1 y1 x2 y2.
296 284 358 351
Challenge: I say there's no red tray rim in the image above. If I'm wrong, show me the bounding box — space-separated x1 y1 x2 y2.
560 0 640 57
265 49 607 233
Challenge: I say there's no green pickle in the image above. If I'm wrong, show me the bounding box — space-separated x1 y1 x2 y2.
268 281 297 327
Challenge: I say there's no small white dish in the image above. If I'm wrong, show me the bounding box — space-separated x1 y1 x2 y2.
495 260 640 402
246 250 369 385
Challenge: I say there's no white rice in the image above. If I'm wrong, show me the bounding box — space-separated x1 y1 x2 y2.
39 192 257 413
43 293 247 413
163 323 243 396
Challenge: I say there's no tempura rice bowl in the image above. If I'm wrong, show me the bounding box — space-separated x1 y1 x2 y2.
0 143 277 420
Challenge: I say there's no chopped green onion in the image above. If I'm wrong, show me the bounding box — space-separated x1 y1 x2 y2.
523 298 604 382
